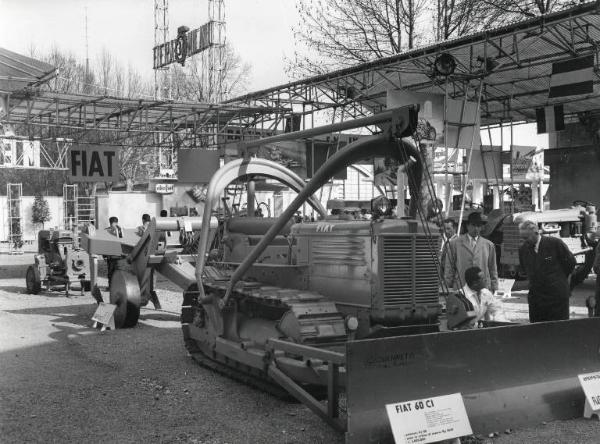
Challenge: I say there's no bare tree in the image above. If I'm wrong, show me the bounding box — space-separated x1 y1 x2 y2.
168 43 251 102
435 0 486 41
37 45 94 94
480 0 579 19
292 0 427 75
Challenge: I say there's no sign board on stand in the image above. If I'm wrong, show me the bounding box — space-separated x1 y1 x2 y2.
578 371 600 418
91 302 116 331
386 393 473 444
496 278 516 298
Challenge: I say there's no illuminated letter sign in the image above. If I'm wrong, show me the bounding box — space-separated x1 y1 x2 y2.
153 22 217 69
69 145 120 182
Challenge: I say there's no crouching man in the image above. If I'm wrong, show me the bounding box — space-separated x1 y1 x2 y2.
447 266 506 330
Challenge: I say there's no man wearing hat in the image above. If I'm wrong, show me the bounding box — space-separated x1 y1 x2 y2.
444 212 499 293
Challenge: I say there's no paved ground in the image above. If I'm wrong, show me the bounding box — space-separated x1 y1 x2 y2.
1 251 599 443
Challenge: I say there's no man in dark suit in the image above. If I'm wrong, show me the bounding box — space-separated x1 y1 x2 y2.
518 219 576 322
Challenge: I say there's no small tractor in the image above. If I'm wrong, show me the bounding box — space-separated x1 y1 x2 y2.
79 106 600 443
25 229 92 296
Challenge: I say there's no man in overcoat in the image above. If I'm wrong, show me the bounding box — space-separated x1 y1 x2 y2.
518 219 576 322
444 212 499 292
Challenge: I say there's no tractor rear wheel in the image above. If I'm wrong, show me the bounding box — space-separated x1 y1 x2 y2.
109 270 141 328
26 266 42 294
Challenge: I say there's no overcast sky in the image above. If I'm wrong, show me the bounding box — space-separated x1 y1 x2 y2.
0 0 299 92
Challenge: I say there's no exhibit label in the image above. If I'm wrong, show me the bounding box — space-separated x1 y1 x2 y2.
92 302 116 330
386 393 472 444
578 371 600 411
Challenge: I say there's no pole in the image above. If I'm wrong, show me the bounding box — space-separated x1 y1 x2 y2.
457 79 484 236
444 78 451 217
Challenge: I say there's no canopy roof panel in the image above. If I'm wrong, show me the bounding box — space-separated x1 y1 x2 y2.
0 47 57 92
228 1 600 126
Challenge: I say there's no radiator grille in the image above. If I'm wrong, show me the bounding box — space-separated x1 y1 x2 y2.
382 236 440 308
502 224 521 255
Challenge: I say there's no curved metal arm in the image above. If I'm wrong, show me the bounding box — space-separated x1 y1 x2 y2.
220 131 423 308
194 157 328 299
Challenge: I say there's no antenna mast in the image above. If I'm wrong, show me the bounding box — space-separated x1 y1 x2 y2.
154 0 171 100
203 0 225 102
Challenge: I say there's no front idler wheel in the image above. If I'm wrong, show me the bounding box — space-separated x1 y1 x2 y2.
109 270 141 328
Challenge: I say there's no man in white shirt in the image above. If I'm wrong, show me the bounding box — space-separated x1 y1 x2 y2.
460 265 506 328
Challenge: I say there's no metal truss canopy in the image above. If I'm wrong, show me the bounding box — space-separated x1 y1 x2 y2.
1 89 286 150
227 1 600 126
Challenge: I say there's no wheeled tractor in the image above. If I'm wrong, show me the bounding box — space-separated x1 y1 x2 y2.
26 229 92 296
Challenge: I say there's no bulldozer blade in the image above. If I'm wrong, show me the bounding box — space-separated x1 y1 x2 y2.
345 318 600 444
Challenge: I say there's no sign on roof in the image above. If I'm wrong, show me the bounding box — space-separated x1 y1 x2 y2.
153 22 223 69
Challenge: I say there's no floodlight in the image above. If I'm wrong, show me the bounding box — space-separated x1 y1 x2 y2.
433 53 457 77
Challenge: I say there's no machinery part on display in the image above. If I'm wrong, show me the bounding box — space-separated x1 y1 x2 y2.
25 265 42 294
344 318 600 443
78 156 324 329
109 270 142 328
25 229 92 297
180 106 446 436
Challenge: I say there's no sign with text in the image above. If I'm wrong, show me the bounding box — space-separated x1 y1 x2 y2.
578 371 600 417
91 302 116 330
155 183 174 194
153 21 222 69
511 145 543 182
70 145 120 182
386 393 472 444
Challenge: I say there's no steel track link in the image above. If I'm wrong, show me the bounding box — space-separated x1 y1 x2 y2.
182 338 292 399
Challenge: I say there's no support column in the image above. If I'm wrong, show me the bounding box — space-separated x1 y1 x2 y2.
247 180 255 216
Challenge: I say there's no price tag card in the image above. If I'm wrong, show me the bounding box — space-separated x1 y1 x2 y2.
386 393 472 444
92 302 116 329
578 371 600 417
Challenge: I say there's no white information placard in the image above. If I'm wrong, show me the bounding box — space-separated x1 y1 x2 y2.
386 393 472 444
92 302 116 330
496 278 516 299
578 371 600 418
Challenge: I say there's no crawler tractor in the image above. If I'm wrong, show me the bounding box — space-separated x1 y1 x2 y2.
80 106 600 443
26 229 91 296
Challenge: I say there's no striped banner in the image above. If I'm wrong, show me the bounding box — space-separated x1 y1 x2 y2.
536 105 565 134
549 55 594 98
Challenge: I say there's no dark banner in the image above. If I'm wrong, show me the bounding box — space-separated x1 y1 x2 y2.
305 140 347 180
177 148 220 183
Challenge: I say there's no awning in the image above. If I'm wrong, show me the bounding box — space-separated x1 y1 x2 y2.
0 47 57 93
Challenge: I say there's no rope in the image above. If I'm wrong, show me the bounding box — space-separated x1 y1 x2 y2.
404 133 452 295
